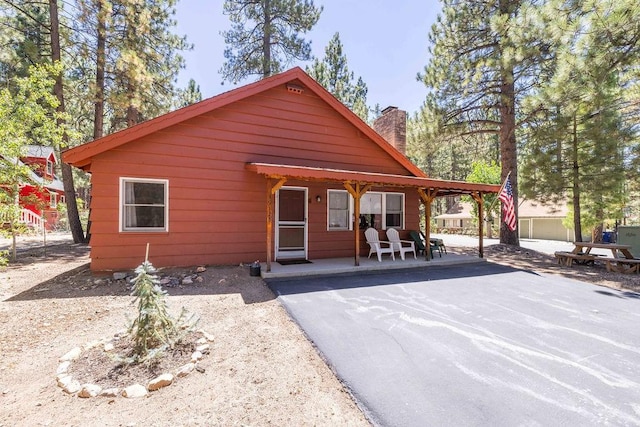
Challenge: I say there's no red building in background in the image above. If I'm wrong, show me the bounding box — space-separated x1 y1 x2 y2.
10 145 65 230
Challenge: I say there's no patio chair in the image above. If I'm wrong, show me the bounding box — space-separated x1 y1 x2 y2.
386 228 417 260
421 231 446 256
365 228 395 262
409 230 436 258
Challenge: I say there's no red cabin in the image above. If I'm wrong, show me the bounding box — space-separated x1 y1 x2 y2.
63 67 498 271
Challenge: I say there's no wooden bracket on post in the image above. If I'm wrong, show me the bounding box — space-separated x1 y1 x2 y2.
344 182 371 266
265 177 288 272
418 188 439 261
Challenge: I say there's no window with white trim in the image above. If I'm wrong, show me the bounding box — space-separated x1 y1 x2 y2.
385 193 403 228
327 190 405 230
327 190 351 230
46 159 54 177
358 192 405 230
120 178 168 232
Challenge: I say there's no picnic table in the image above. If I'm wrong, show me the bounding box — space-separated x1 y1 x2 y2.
555 242 640 274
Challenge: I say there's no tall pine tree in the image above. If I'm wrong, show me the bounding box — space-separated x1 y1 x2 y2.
520 0 640 240
419 0 551 245
306 32 369 122
220 0 321 83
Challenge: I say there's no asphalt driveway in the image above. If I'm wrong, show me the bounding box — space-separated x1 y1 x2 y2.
266 263 640 426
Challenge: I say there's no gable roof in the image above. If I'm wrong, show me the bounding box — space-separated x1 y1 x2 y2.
62 67 426 178
24 145 56 162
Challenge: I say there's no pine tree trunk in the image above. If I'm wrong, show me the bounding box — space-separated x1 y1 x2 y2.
499 66 519 246
94 0 106 140
571 114 583 242
49 0 85 244
262 0 271 78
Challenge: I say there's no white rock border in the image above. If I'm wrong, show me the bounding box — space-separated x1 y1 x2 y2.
56 329 213 399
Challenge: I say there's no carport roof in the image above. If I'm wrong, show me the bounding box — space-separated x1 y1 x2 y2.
246 162 501 196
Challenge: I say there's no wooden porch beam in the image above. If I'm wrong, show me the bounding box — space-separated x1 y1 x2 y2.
343 182 371 266
418 188 439 261
471 192 484 259
265 177 288 272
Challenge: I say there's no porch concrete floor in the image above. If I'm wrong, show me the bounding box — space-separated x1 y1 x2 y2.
261 252 486 279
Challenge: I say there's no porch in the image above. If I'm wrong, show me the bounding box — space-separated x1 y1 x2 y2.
260 251 485 279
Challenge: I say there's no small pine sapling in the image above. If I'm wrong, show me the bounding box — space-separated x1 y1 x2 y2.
127 245 198 363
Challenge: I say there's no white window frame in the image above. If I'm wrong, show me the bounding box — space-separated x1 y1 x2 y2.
46 159 54 176
327 189 353 231
384 192 405 229
119 177 169 232
326 190 405 231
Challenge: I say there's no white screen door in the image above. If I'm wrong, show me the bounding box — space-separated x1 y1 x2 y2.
276 187 307 260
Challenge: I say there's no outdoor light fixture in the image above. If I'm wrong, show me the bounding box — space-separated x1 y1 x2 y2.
316 195 322 203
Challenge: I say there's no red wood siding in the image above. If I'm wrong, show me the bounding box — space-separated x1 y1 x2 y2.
86 84 420 271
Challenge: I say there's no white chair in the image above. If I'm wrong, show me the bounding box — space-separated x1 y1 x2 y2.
365 228 395 262
386 228 416 260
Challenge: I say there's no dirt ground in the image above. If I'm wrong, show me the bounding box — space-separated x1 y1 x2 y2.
1 240 638 427
0 243 368 427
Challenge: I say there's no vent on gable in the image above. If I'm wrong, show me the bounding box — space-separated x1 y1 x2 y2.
286 83 304 94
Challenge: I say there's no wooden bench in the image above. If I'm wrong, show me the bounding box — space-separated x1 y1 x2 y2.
601 257 640 274
554 251 597 267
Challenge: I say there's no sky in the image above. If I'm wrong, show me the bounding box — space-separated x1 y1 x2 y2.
174 0 442 116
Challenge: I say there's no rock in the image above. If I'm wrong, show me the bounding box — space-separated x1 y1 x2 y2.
196 337 207 345
58 376 81 394
148 373 173 391
103 342 115 352
195 276 204 283
99 388 119 398
78 384 102 398
113 272 127 280
56 361 71 375
159 277 171 285
182 277 193 285
175 363 195 377
196 344 210 354
196 266 206 273
191 351 203 362
122 384 147 398
56 374 71 385
60 347 82 362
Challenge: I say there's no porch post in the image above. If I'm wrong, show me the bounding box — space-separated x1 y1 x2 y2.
472 192 484 258
418 188 438 261
265 177 287 272
344 182 371 266
354 183 361 266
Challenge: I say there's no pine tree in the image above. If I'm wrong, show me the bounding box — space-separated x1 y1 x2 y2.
220 0 322 83
176 78 203 108
419 0 552 245
519 0 640 240
306 32 369 121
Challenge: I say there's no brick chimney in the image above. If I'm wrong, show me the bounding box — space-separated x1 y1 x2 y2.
372 106 407 154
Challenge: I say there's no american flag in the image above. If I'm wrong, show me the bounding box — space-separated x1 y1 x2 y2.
498 176 517 231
